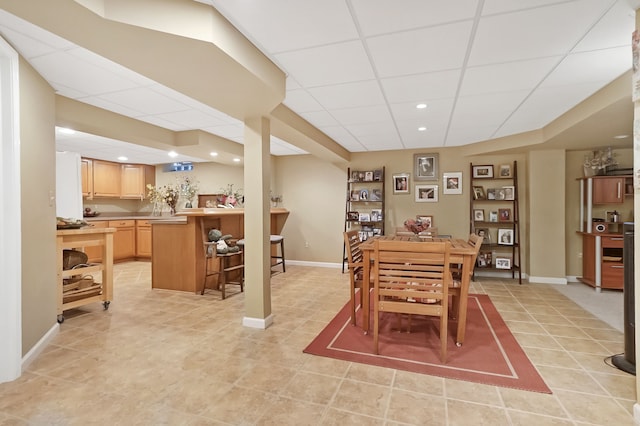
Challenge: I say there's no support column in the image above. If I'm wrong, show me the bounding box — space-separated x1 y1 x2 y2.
242 116 273 329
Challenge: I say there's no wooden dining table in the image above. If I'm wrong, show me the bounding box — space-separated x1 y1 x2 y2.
358 235 476 346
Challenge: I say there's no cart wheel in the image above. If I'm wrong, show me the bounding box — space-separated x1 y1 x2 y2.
103 301 110 310
57 314 64 324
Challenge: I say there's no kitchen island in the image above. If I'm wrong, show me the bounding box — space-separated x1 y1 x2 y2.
151 208 289 293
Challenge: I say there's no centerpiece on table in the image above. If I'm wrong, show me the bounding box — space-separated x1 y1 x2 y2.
403 217 430 234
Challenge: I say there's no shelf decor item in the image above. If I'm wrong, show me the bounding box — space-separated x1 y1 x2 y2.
472 165 494 179
498 228 514 245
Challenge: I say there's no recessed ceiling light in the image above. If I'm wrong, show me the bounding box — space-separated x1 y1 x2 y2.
416 103 427 109
613 134 630 139
418 126 427 131
168 151 179 158
57 127 75 134
117 156 128 161
233 158 241 162
210 152 218 157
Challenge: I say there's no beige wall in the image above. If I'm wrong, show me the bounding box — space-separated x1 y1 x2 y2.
529 150 566 281
20 58 57 355
274 149 530 273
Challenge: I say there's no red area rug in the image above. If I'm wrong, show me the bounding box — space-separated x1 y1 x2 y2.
304 294 551 393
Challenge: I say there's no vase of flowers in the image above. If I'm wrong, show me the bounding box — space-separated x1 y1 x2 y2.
147 183 180 215
179 174 199 208
220 184 243 208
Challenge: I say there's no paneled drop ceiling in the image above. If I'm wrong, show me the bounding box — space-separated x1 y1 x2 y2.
0 0 636 165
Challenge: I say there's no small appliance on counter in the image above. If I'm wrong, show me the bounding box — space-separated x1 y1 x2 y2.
83 207 100 217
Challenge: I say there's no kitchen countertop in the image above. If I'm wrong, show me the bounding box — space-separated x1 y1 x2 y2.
83 213 186 222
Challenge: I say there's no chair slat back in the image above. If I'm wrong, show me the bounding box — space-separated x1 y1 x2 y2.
467 233 484 275
343 231 363 276
373 240 451 312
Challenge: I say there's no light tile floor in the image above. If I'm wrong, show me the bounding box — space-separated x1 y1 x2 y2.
0 262 636 425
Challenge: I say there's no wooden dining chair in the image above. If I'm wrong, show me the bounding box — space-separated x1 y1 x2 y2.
449 233 483 319
372 239 452 363
343 231 370 326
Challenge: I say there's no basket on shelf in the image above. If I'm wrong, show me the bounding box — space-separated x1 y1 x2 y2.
62 249 102 303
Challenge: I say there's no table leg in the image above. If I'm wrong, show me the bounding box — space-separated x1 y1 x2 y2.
362 250 371 334
455 254 471 346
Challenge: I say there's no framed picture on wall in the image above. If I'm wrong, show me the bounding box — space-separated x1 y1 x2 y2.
393 173 410 194
473 209 485 222
414 153 438 181
415 185 438 202
499 164 512 178
442 171 462 194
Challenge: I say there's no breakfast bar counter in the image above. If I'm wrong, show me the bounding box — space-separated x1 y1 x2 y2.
151 208 289 292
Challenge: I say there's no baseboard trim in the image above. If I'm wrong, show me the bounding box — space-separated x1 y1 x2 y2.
242 314 274 329
22 322 59 371
286 260 342 269
528 276 568 285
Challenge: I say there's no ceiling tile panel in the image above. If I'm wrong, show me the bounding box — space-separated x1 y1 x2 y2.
299 110 340 128
351 0 479 36
381 69 462 103
98 87 191 115
574 0 635 52
367 21 474 77
30 51 141 96
481 0 580 15
389 98 455 123
283 89 326 113
460 57 561 96
539 47 631 88
329 105 394 126
470 1 612 66
211 0 358 53
274 40 375 87
450 91 530 128
318 126 367 151
308 80 385 110
446 124 497 146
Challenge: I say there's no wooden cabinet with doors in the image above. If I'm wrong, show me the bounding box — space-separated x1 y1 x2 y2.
592 176 632 204
81 158 93 198
109 220 136 261
136 220 152 258
577 174 632 291
121 164 155 199
92 160 121 197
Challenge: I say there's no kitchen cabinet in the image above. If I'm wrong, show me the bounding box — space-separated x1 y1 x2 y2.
121 164 155 199
578 174 632 291
81 158 93 198
592 176 631 204
109 220 136 261
136 220 152 258
92 160 121 198
84 221 108 263
580 233 624 290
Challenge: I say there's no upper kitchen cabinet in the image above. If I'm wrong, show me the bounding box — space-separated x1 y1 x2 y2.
83 158 156 199
81 158 93 198
121 164 155 199
92 160 121 197
592 176 632 204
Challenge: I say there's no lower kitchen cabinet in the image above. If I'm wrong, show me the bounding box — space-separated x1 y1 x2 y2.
136 220 152 258
579 233 624 291
110 220 136 261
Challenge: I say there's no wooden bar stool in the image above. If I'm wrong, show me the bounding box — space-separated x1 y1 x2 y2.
270 235 285 273
236 235 286 274
200 218 244 299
